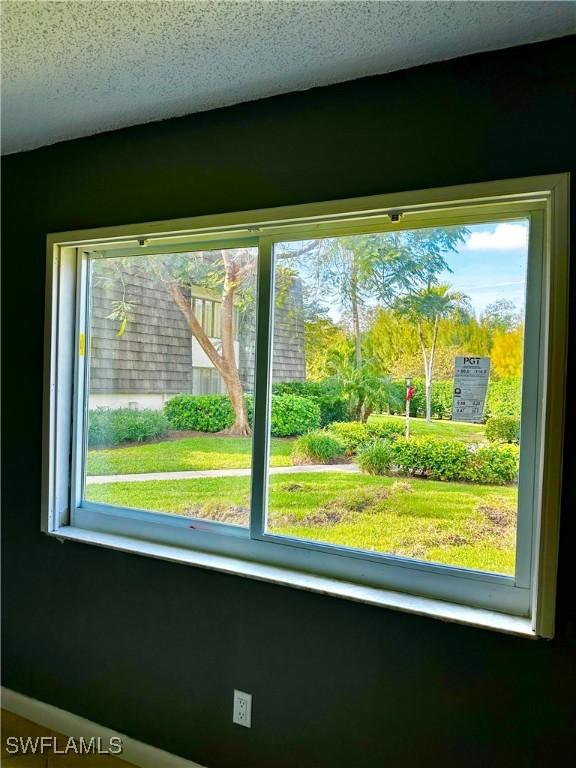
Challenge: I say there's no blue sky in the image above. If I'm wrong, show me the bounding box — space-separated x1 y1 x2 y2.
439 219 529 315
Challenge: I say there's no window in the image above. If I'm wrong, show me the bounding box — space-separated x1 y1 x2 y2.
192 367 225 395
43 175 569 637
266 224 531 577
192 297 220 337
193 297 203 327
204 301 213 338
213 302 222 339
85 246 257 524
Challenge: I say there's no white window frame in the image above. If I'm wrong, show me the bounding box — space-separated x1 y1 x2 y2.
42 175 569 638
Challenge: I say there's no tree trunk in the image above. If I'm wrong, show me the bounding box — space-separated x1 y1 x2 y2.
158 257 251 436
219 256 251 435
362 405 373 423
350 254 362 367
219 362 251 436
417 322 432 422
426 317 439 423
425 373 432 423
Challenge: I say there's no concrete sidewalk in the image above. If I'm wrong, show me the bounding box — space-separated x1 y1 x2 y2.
86 463 360 485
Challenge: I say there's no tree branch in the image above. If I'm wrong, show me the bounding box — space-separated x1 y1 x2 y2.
163 280 226 371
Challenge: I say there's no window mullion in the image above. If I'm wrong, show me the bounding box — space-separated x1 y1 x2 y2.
249 237 274 538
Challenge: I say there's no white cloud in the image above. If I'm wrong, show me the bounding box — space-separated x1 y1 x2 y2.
462 223 528 252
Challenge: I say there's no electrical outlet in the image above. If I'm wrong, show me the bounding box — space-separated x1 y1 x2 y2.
233 689 252 728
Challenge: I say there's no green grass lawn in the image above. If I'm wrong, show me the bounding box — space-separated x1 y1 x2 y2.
87 436 294 475
86 472 517 574
88 417 484 476
369 414 486 443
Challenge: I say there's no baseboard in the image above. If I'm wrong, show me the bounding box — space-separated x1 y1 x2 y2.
1 687 206 768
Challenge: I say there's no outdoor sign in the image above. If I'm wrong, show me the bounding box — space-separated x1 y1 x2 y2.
452 356 490 423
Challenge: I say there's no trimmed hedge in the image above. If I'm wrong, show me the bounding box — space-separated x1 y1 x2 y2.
271 394 321 436
292 431 346 464
392 437 470 481
366 421 404 440
88 408 169 448
164 394 239 432
272 380 341 398
272 381 346 427
164 393 319 437
327 421 370 453
365 436 519 485
328 420 404 452
484 377 521 419
464 444 519 484
485 416 520 444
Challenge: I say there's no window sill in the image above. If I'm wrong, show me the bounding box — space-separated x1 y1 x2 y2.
48 526 537 638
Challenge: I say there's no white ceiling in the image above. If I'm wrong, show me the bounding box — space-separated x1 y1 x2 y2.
1 1 575 155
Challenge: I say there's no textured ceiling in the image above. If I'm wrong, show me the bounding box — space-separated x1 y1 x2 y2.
1 1 575 155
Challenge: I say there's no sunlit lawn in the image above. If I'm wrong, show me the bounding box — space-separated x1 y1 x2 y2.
86 472 517 574
369 414 486 443
88 417 485 476
87 436 294 475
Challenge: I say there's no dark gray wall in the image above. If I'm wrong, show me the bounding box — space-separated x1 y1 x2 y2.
2 37 575 768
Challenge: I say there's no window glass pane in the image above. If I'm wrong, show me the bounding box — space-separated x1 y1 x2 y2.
193 297 203 325
265 221 529 575
213 303 222 339
192 367 201 394
210 368 225 394
84 246 258 527
204 301 213 336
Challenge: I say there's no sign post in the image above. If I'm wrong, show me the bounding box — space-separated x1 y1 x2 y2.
451 356 490 423
405 377 415 437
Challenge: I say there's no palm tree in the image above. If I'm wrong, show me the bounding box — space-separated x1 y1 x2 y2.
395 284 471 422
327 351 400 422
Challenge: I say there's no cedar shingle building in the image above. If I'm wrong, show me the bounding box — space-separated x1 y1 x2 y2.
89 266 306 409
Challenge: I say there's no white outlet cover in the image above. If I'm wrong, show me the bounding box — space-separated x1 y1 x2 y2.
233 689 252 728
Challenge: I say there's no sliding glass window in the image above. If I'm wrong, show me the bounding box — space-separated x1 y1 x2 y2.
43 176 568 635
265 222 530 577
81 245 257 528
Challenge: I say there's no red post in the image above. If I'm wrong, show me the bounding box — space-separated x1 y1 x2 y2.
405 379 415 437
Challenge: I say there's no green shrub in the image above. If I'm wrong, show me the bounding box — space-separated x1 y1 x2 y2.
392 437 470 481
316 395 348 427
387 436 518 485
272 382 347 427
164 394 236 432
327 421 370 453
272 380 341 398
357 439 395 475
464 444 519 484
270 394 320 436
485 416 520 444
88 408 169 448
485 377 521 419
292 431 346 464
366 421 404 440
165 393 317 436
